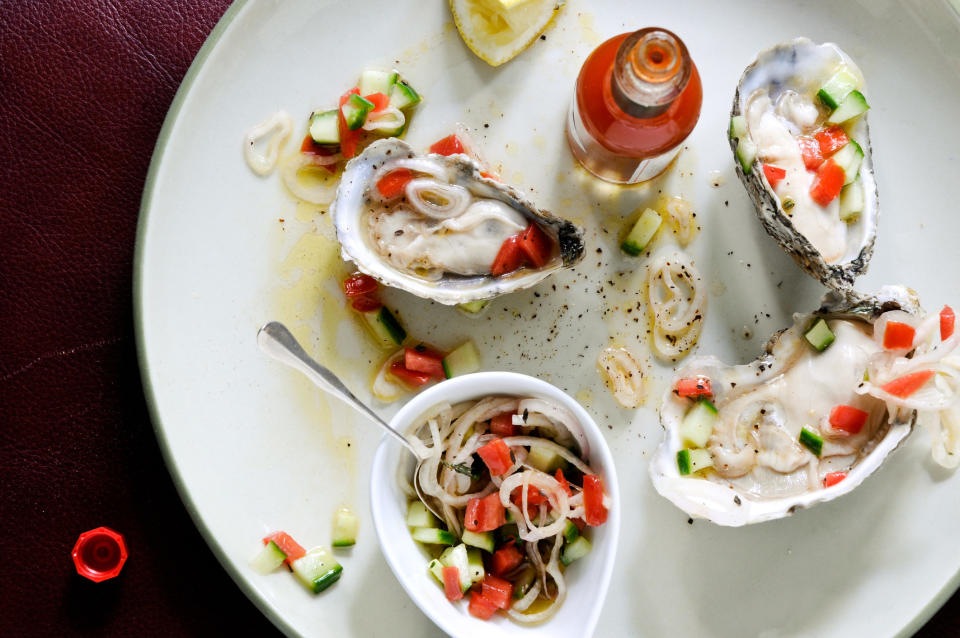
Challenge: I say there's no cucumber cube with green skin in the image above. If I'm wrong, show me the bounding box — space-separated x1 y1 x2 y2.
389 79 421 110
466 548 485 584
250 540 287 574
291 547 343 593
729 115 747 140
512 566 537 599
562 519 580 544
560 535 591 566
406 501 438 528
332 508 358 547
309 109 340 145
457 299 489 314
839 178 864 223
411 527 456 546
361 306 406 348
461 529 495 553
621 208 662 256
677 448 713 475
736 138 757 174
817 69 859 109
439 543 472 592
442 341 481 378
799 427 824 457
831 139 864 185
527 444 567 473
804 318 835 352
827 90 869 125
359 69 398 97
428 558 444 584
341 93 376 131
679 399 719 448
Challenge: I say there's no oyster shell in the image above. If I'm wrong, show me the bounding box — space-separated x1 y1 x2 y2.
330 138 584 305
650 286 920 526
730 38 878 290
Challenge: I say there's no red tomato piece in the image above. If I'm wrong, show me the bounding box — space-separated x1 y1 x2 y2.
881 370 935 398
464 492 506 532
338 88 362 159
762 164 787 188
582 475 608 526
809 159 845 206
571 517 587 532
489 413 517 437
376 168 414 199
829 405 869 435
883 321 916 350
343 273 379 297
481 575 513 610
442 566 463 601
554 468 573 497
388 360 432 387
429 134 465 156
491 234 527 276
299 135 339 174
823 471 848 488
941 306 955 341
796 136 825 170
262 531 305 564
814 125 849 156
518 223 553 268
468 590 499 620
477 439 514 476
676 376 712 399
364 92 389 113
350 295 382 312
404 346 446 379
491 543 524 576
511 485 547 511
480 171 500 181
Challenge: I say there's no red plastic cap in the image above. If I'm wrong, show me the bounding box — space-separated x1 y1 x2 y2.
72 527 128 582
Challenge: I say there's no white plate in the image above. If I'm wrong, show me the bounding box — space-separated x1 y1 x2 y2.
135 0 960 636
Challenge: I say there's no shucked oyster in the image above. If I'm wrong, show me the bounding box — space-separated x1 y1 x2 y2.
330 138 584 305
729 38 878 290
650 286 920 526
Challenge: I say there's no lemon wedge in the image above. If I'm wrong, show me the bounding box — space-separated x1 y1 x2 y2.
449 0 563 66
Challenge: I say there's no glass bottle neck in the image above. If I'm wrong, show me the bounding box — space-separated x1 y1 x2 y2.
611 28 692 119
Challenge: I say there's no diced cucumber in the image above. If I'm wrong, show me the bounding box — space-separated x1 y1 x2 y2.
439 543 472 592
817 69 859 109
677 448 713 475
358 69 398 96
621 208 662 256
332 508 358 547
736 137 757 174
512 565 537 599
428 558 445 584
504 508 515 524
291 547 342 593
457 299 489 314
308 109 340 145
827 89 869 124
804 318 835 352
831 139 864 185
679 399 718 448
361 306 406 348
799 427 824 457
562 519 580 544
389 79 421 110
461 529 495 553
839 178 864 223
406 501 438 528
250 540 287 574
497 523 519 545
411 527 456 546
442 341 481 378
729 115 747 140
560 535 592 566
527 445 567 473
341 93 375 131
466 547 485 584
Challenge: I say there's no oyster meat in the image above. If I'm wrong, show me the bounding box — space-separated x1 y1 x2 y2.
650 286 920 526
330 138 584 305
729 38 878 290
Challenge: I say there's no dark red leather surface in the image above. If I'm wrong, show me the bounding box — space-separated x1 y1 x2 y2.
0 1 957 636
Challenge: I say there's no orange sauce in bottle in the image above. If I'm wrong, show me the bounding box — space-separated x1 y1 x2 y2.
566 28 702 184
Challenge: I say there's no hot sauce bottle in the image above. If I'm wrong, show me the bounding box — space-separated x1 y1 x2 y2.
566 27 702 184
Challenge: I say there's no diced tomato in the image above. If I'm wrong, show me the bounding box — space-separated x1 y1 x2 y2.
477 438 513 476
582 475 607 526
468 590 499 620
809 159 845 206
404 346 445 379
480 171 500 181
762 164 787 189
511 485 547 512
464 492 506 532
338 88 362 159
881 370 935 398
814 125 849 156
489 413 517 437
364 92 389 113
571 517 587 532
941 306 955 341
299 135 339 174
262 531 305 564
883 321 916 350
554 468 573 497
350 295 382 312
491 234 527 276
343 273 379 297
676 375 712 399
481 575 513 609
823 471 847 488
796 136 825 170
829 405 869 435
376 168 414 199
518 223 552 268
442 566 463 601
388 360 433 387
491 543 524 576
429 134 465 156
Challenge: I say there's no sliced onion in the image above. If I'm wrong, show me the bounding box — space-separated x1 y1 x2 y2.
370 157 450 186
597 346 648 408
280 152 341 204
243 110 293 175
404 178 471 219
362 106 405 132
372 349 408 403
647 251 706 362
517 398 589 459
663 197 698 246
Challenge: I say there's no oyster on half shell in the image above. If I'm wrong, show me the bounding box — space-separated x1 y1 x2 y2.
650 286 920 526
730 38 878 290
330 138 584 305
